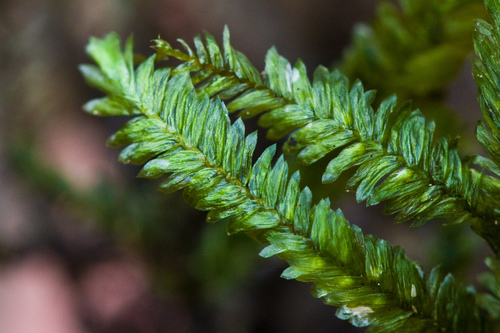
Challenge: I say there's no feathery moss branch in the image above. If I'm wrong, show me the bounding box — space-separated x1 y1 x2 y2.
81 34 487 331
151 26 500 255
474 0 500 174
471 0 500 258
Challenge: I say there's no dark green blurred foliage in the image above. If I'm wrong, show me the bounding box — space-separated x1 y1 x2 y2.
341 0 486 100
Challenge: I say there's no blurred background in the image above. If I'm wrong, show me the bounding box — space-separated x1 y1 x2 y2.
0 0 491 332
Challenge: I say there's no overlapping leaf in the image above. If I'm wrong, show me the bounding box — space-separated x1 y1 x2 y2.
81 34 487 332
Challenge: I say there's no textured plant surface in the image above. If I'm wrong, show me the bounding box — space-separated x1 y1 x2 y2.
80 0 500 331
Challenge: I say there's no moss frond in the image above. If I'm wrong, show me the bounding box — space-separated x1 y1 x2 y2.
81 34 488 331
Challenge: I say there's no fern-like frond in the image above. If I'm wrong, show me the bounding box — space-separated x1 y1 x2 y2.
341 0 486 101
81 34 486 332
152 28 500 250
474 0 500 169
470 0 500 257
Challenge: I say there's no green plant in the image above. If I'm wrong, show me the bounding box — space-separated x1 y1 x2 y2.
80 0 500 331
